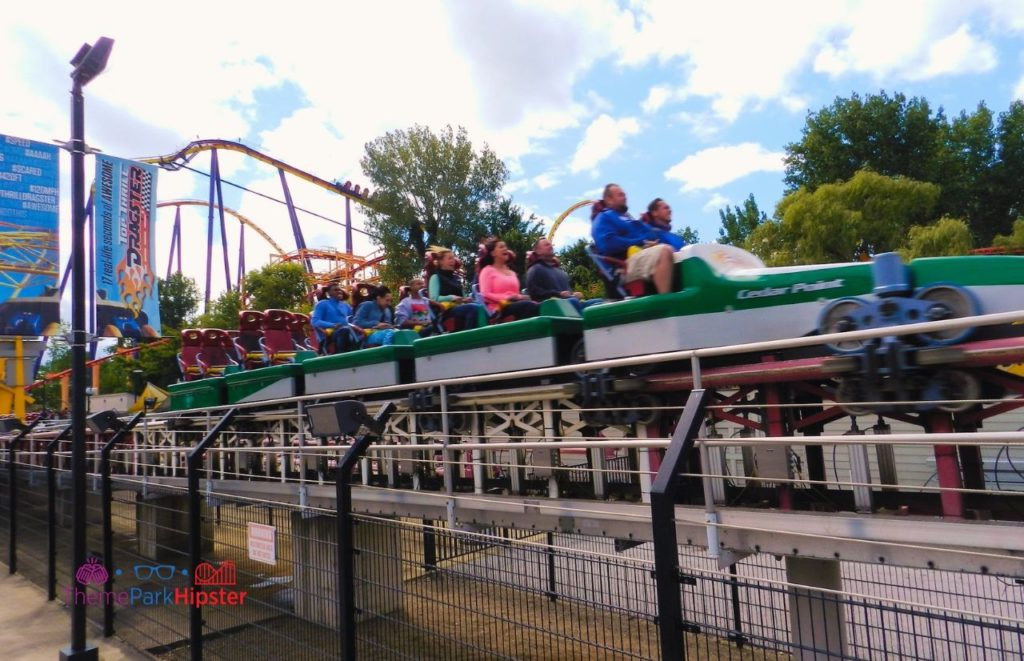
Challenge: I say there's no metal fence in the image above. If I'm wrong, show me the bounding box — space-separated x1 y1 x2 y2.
3 439 1024 659
3 309 1024 659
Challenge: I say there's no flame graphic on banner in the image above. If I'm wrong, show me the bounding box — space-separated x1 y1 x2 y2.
116 166 155 318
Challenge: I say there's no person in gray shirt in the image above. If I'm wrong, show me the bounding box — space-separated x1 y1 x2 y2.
525 238 601 312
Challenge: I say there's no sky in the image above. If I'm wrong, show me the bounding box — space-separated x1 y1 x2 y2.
3 0 1024 305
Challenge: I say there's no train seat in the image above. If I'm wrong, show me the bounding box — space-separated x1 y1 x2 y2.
177 328 206 381
289 312 314 351
236 310 266 369
261 309 299 365
199 329 240 376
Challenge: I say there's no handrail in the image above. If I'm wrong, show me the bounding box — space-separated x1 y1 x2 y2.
45 425 72 600
141 308 1024 417
333 402 395 661
100 411 145 636
186 407 238 661
6 417 42 573
650 389 711 661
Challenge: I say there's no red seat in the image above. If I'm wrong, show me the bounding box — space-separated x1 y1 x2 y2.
177 329 205 381
289 313 313 351
260 309 299 365
199 329 239 376
236 310 266 369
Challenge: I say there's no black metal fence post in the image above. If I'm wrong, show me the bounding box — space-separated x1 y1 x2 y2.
99 412 144 636
7 437 19 574
545 532 558 602
422 519 437 572
6 418 41 574
650 388 710 661
46 425 72 601
727 563 747 648
186 408 238 661
336 402 395 661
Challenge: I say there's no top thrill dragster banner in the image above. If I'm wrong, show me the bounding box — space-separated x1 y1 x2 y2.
94 154 161 338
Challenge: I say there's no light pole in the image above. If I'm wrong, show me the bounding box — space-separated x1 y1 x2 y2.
64 36 113 661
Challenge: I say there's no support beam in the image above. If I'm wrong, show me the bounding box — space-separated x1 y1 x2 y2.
785 556 848 661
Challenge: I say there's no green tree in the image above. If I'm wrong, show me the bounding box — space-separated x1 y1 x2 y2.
101 338 183 392
245 262 311 313
676 226 700 245
31 332 70 412
465 198 545 283
900 217 974 259
361 124 508 285
747 170 940 265
990 102 1024 240
718 194 767 245
992 218 1024 250
784 91 946 191
784 92 1024 244
937 104 996 240
195 290 242 330
158 272 200 333
557 238 604 299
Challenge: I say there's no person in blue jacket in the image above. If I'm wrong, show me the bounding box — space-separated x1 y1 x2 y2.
591 184 675 294
642 197 686 251
310 283 356 353
353 285 396 346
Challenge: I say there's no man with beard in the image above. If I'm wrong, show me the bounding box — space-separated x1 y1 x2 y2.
591 183 675 294
525 238 602 312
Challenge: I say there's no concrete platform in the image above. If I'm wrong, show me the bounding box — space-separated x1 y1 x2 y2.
0 570 148 660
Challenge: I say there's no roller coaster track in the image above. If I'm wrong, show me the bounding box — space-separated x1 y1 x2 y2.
139 139 373 206
0 221 59 296
546 199 595 241
157 200 288 258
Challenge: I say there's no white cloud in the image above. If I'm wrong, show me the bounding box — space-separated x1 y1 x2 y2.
616 1 839 120
702 193 731 213
570 114 641 176
779 95 809 113
503 170 562 196
665 143 785 192
617 1 1020 122
533 172 560 190
813 9 1001 82
1015 75 1024 101
642 84 673 114
586 90 614 114
915 24 997 79
676 112 722 141
504 179 531 196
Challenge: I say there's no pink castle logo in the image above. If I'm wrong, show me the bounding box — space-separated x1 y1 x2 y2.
75 557 108 586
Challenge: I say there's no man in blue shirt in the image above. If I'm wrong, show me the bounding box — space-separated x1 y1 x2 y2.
643 197 686 251
591 184 675 294
311 284 356 353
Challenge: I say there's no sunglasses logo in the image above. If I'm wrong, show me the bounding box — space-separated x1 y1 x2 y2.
133 564 178 581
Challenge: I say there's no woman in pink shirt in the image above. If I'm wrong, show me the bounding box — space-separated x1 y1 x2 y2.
476 237 540 321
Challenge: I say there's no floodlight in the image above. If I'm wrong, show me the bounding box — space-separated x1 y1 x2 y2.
306 401 375 438
70 37 114 87
86 410 123 434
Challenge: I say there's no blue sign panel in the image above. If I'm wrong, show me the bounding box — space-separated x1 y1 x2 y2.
0 134 60 336
94 154 161 338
